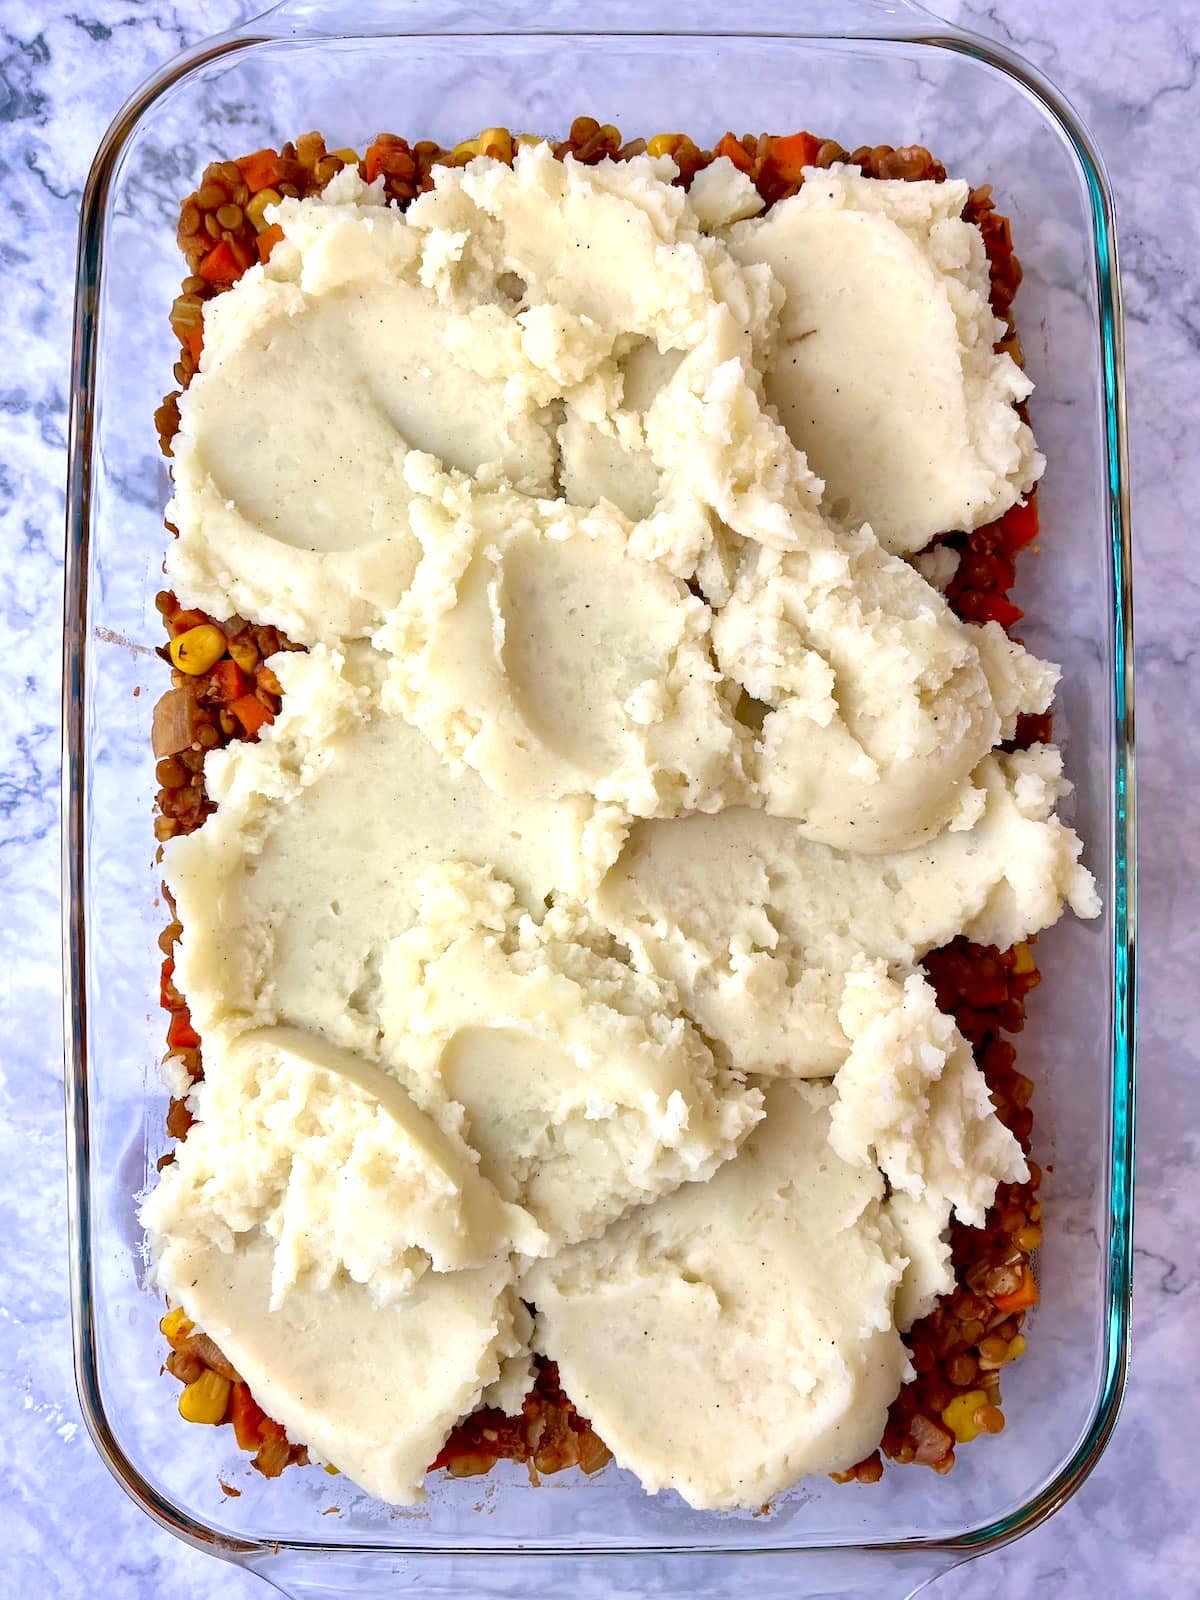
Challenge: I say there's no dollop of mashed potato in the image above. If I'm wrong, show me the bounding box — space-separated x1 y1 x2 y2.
832 967 1030 1227
147 147 1098 1510
713 529 1014 851
523 1082 911 1510
727 166 1044 552
379 463 750 820
157 1229 530 1506
379 862 763 1248
594 745 1098 1078
142 1026 548 1311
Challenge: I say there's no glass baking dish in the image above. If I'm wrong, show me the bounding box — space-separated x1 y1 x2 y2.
62 1 1136 1594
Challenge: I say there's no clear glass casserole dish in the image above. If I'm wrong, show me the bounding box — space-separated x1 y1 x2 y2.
62 2 1136 1594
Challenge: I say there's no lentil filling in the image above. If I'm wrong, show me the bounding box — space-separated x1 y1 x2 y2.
153 120 1048 1489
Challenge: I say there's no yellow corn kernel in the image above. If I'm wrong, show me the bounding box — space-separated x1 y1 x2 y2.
178 1370 232 1426
1011 942 1036 975
1006 1334 1027 1363
228 636 259 673
329 147 359 167
323 1463 340 1476
245 187 282 231
453 138 481 161
515 133 544 149
646 133 683 158
941 1389 990 1445
159 1306 193 1343
169 623 227 675
477 127 514 163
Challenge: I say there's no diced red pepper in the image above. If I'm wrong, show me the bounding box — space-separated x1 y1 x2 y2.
256 223 285 265
211 659 249 703
230 1381 268 1452
953 589 1025 629
159 957 184 1012
766 130 821 183
713 132 754 174
237 148 285 195
198 239 244 287
167 1009 201 1051
230 694 274 737
996 496 1039 554
1013 710 1053 748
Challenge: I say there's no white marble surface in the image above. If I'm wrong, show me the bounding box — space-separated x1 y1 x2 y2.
0 0 1194 1593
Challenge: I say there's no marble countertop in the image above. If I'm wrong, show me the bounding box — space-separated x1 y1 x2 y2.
1 0 1193 1593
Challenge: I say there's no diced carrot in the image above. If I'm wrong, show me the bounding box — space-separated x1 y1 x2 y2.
993 1268 1039 1315
211 659 249 703
197 239 243 287
713 132 754 174
230 1381 268 1452
767 131 821 183
184 324 204 364
230 694 274 737
256 223 284 264
997 496 1039 553
167 1009 201 1051
237 148 285 195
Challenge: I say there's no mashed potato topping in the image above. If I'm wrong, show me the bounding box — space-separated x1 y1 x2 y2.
147 147 1097 1508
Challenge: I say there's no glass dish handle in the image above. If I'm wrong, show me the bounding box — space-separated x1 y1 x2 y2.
241 0 953 40
250 1547 965 1597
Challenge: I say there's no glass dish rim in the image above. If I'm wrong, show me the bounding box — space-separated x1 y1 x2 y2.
61 2 1137 1573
